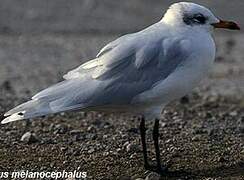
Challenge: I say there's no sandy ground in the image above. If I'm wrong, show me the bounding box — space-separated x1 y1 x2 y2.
0 1 244 179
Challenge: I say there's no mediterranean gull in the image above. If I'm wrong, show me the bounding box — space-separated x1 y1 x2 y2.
1 2 240 174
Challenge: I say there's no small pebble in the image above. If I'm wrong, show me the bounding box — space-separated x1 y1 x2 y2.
192 135 201 141
229 111 238 117
103 134 108 139
125 143 140 153
116 148 122 153
88 148 95 154
21 132 39 144
129 153 137 159
86 133 97 140
87 125 96 132
145 172 161 180
54 124 68 134
60 147 68 152
160 122 167 128
103 152 110 157
70 129 83 135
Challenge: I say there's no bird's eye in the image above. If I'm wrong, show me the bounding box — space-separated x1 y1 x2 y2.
193 14 206 24
183 13 208 26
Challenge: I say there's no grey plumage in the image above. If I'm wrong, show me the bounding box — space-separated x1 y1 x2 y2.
2 23 190 123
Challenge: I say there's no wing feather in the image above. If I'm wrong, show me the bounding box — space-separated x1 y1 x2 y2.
61 34 191 106
45 24 191 109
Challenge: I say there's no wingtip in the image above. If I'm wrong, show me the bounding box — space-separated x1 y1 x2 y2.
1 116 12 124
3 112 10 117
1 118 10 124
4 109 12 117
1 112 25 124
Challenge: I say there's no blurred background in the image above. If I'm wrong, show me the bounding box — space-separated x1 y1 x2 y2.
0 1 244 179
0 0 244 34
0 0 243 97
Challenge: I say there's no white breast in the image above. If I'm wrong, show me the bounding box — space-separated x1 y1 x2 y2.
133 32 216 108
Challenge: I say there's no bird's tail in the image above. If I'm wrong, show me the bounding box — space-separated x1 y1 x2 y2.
2 99 53 124
1 79 89 124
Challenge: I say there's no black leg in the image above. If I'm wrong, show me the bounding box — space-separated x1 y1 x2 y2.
139 116 150 169
153 119 161 170
153 118 168 174
139 117 168 174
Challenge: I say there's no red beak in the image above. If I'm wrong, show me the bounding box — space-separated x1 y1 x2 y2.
212 20 240 30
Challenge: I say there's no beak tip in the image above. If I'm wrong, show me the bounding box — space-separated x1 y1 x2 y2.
229 22 240 30
212 20 240 30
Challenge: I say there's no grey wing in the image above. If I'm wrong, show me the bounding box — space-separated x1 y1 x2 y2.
33 35 190 112
88 38 191 105
3 33 191 124
30 33 137 111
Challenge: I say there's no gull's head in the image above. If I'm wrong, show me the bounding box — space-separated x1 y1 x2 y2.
162 2 240 32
